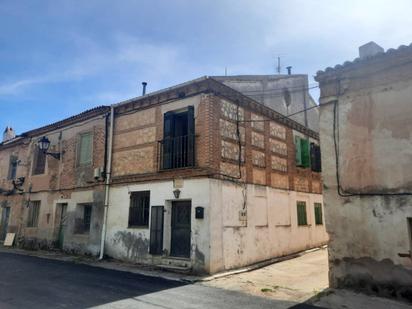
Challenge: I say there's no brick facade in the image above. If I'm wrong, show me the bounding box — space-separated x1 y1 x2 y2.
0 107 109 252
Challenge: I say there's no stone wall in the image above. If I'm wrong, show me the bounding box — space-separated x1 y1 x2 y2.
317 46 412 302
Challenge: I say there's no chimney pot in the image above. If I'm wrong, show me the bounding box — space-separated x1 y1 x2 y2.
3 127 15 142
142 82 147 96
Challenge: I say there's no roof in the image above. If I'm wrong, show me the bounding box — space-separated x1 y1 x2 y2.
315 43 412 81
212 74 307 81
0 105 110 148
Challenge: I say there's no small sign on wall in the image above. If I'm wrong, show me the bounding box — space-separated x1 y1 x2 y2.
195 207 204 219
3 233 15 247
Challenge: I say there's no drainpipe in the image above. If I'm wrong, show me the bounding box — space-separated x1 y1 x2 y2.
99 106 114 260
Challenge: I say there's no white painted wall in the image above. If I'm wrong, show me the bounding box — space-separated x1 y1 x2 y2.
105 177 328 274
209 179 328 273
105 178 211 272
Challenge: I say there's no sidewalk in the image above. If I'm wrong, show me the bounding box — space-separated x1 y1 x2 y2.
202 247 329 303
202 248 411 308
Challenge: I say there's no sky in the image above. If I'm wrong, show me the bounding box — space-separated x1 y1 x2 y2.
1 0 412 134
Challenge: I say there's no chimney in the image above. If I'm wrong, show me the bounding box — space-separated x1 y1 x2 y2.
286 66 292 75
3 127 16 142
359 41 384 59
142 82 147 96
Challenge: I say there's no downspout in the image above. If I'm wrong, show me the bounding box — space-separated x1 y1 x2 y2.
99 106 114 260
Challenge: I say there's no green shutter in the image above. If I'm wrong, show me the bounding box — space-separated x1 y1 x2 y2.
297 202 307 226
301 138 310 168
315 203 323 225
79 133 92 165
295 136 302 166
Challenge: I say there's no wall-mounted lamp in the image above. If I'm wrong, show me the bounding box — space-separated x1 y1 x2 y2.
173 188 181 199
38 136 61 160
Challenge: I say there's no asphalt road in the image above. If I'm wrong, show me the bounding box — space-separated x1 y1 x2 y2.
0 252 322 309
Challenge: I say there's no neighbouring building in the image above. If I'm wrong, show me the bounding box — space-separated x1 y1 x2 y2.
105 76 327 274
0 106 110 253
315 42 412 301
0 75 328 274
213 74 319 132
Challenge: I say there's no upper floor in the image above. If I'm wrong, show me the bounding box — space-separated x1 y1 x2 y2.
111 77 322 193
0 106 110 195
0 77 322 195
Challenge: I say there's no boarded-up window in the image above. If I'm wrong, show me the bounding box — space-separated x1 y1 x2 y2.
33 147 46 175
297 201 307 226
78 133 93 166
27 201 41 227
314 203 323 225
129 191 150 227
8 155 18 180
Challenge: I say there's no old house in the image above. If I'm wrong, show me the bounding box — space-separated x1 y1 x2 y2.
0 75 327 274
315 42 412 300
0 106 110 254
104 76 327 274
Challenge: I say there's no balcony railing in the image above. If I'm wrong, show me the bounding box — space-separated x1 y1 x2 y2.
158 134 195 170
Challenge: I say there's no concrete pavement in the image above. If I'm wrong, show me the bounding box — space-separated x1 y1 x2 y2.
203 247 329 303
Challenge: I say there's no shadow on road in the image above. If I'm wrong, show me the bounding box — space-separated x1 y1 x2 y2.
0 252 327 309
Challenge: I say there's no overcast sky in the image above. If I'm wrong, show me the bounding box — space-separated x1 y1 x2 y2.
1 0 412 133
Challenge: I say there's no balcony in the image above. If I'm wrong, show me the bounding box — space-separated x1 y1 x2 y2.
158 134 195 170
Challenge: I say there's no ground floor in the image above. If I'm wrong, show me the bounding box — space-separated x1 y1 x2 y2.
0 177 328 274
105 177 328 274
0 187 104 254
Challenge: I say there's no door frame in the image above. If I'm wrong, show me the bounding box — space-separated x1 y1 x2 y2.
170 200 192 258
56 203 68 249
0 207 11 241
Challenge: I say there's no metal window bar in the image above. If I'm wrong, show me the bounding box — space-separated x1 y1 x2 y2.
129 192 150 227
158 134 195 170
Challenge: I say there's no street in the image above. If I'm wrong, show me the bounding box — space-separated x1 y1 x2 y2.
0 252 316 309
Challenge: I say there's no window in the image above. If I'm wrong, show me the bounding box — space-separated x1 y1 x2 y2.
294 136 310 168
310 143 322 172
297 201 308 226
161 106 195 169
74 204 92 234
129 191 150 227
33 147 46 175
314 203 323 225
27 201 41 227
7 155 18 180
78 132 93 166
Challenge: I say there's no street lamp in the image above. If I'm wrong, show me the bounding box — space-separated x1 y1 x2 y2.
37 136 61 160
